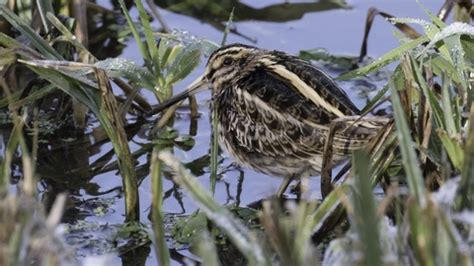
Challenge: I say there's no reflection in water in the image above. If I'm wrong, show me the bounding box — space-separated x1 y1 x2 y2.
154 0 350 41
88 4 129 59
235 169 244 207
31 119 145 219
120 245 151 266
163 183 186 214
160 155 245 213
155 0 349 22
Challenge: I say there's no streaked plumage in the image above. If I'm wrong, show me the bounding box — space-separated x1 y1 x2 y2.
156 44 387 183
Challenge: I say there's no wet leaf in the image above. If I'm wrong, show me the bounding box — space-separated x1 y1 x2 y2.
94 58 156 90
173 211 208 243
165 48 201 86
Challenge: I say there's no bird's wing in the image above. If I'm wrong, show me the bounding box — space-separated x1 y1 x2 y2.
220 69 329 160
267 52 360 116
236 60 354 127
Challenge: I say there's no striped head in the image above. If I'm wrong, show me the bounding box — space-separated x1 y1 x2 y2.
204 44 261 89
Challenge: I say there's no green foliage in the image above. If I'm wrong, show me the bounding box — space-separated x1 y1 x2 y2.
117 0 217 102
351 150 382 266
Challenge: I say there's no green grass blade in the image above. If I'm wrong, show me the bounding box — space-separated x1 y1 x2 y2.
292 199 319 264
461 37 474 61
455 103 474 210
195 231 220 266
220 8 234 46
0 32 23 48
19 59 100 89
0 5 62 59
35 0 55 32
419 22 474 56
428 53 461 84
416 0 447 29
390 80 426 207
135 0 159 74
150 148 170 266
117 0 151 68
352 149 382 266
444 34 470 93
441 74 458 134
437 130 464 171
157 40 174 71
0 117 23 193
309 184 349 233
406 202 435 265
410 59 445 128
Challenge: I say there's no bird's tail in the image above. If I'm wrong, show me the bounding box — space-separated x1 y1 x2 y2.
330 115 392 156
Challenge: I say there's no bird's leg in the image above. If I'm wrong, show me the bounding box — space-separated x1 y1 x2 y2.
291 181 302 198
292 171 310 200
321 123 337 199
276 175 295 198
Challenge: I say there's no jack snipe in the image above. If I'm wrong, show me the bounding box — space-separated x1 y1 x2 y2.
155 43 387 195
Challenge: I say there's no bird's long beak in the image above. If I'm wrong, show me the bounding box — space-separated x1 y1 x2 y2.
150 75 209 114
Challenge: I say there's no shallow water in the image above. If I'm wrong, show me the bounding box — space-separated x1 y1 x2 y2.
4 0 446 264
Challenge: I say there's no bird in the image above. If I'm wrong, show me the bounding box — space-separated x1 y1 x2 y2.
154 43 388 196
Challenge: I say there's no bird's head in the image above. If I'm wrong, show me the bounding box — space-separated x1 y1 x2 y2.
204 43 260 87
151 43 260 113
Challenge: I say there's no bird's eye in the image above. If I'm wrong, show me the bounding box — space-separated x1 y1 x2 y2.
223 57 233 66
